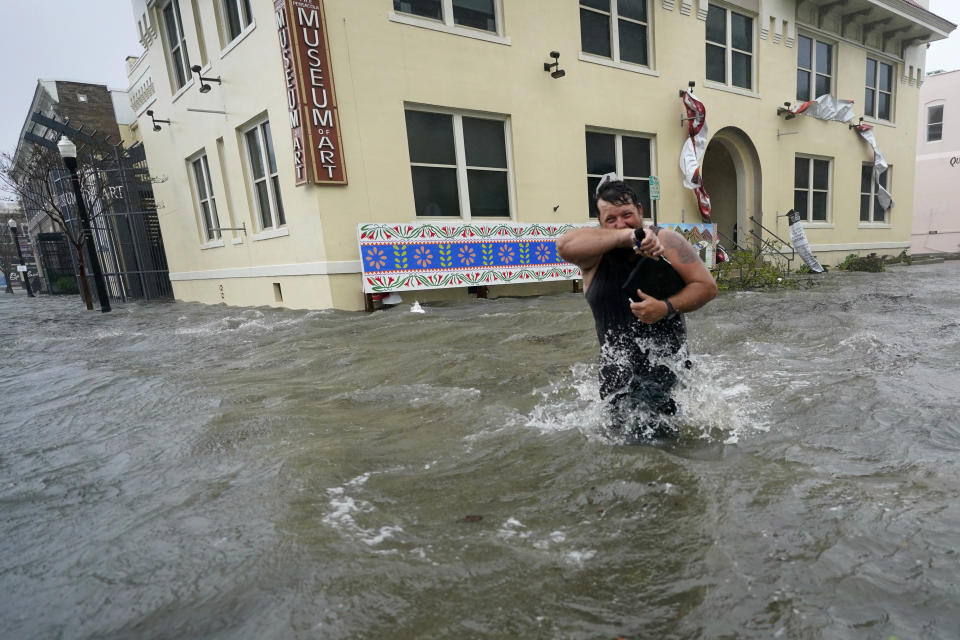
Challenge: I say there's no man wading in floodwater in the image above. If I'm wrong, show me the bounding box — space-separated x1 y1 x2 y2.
557 175 717 438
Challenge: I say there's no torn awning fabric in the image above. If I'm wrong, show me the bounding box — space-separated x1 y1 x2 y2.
787 209 824 273
679 90 711 221
852 123 894 211
785 94 894 212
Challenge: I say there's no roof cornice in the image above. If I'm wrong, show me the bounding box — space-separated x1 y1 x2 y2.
867 0 958 37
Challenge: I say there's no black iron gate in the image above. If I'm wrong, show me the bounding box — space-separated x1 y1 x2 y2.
23 114 172 302
35 232 77 294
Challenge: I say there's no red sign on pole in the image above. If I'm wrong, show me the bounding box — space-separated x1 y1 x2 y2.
275 0 347 185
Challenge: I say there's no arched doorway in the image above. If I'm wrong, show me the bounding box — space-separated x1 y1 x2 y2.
701 127 762 254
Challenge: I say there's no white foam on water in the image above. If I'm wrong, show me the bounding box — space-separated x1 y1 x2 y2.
522 336 771 444
496 517 530 540
565 549 597 565
322 472 405 547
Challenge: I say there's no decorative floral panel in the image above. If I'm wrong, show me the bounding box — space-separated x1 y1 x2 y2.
357 222 716 293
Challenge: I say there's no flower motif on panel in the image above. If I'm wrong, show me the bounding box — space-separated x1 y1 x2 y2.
366 246 387 270
413 245 432 268
457 245 476 266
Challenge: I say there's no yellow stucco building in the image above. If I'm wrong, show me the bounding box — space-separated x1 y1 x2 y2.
128 0 954 310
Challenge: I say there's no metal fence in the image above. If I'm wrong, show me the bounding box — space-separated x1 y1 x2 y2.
24 114 172 302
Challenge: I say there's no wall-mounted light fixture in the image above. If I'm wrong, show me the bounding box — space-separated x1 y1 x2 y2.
191 65 222 94
145 110 171 131
543 51 565 79
776 101 797 120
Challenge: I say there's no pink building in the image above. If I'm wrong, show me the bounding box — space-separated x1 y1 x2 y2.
912 69 960 254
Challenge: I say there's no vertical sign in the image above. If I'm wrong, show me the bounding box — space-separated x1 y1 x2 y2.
274 0 347 185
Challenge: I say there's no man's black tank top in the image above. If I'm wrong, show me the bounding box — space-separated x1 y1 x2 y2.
585 247 687 401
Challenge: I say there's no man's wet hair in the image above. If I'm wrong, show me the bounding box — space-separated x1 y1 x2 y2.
595 180 642 210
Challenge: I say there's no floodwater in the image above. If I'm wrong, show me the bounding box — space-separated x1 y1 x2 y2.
2 261 960 639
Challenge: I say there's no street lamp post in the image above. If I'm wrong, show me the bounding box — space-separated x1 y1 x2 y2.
58 137 111 313
7 219 34 297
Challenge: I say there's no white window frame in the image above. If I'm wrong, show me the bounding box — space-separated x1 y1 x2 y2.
243 119 286 234
927 104 944 142
796 33 833 101
404 106 515 221
585 128 655 219
579 0 653 71
705 2 756 93
160 0 192 91
865 57 895 123
219 0 255 48
859 163 890 225
189 152 222 243
793 155 832 223
389 0 509 45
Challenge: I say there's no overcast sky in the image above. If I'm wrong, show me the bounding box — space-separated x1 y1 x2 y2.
0 0 958 160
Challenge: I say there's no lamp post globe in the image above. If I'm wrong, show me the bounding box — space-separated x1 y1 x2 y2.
57 136 77 159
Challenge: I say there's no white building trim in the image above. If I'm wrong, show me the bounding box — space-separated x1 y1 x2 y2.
169 260 362 281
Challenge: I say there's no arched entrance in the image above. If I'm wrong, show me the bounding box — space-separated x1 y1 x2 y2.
701 127 762 253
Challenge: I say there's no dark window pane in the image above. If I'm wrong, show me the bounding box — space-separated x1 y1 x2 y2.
706 4 725 44
193 160 208 199
619 0 647 22
861 165 872 194
263 122 277 173
860 194 870 221
246 130 264 179
463 117 506 168
405 111 455 165
624 179 650 217
393 0 441 20
731 12 752 52
878 170 888 189
163 4 177 43
866 58 877 87
816 41 831 74
256 182 271 228
618 20 648 65
171 50 186 88
706 44 725 83
581 0 609 10
928 123 943 141
865 89 875 118
226 0 244 39
453 0 496 32
874 196 885 220
467 170 509 217
587 177 600 217
797 35 811 69
580 9 611 57
794 157 809 188
622 136 651 177
411 166 460 216
812 159 829 190
929 105 944 124
585 132 615 175
812 191 827 221
815 74 830 98
878 93 891 120
794 190 808 219
797 70 810 101
273 176 285 225
732 51 751 88
201 202 213 233
879 62 893 91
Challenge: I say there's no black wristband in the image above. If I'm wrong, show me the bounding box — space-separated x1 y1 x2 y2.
664 298 677 319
